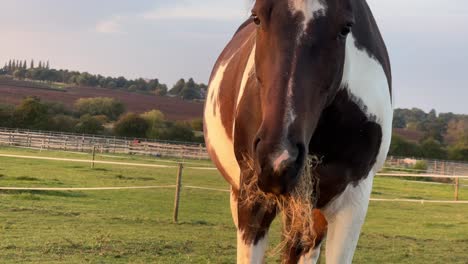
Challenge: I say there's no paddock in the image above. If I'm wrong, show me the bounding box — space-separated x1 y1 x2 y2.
0 146 467 263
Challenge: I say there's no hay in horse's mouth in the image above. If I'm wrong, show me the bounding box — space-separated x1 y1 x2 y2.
240 155 322 255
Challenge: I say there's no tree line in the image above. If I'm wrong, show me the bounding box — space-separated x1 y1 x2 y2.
0 97 203 143
1 59 207 100
391 108 468 161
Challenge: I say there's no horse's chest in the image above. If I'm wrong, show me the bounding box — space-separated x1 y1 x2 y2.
312 35 393 207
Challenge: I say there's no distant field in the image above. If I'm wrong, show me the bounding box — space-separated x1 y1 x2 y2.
0 146 467 263
0 84 203 121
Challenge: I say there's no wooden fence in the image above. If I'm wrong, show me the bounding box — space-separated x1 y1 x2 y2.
0 128 209 160
1 127 467 172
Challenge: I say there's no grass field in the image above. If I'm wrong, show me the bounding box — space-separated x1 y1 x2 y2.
1 146 467 263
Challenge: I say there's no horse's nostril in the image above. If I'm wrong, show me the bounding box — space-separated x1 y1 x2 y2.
296 143 305 164
253 137 261 153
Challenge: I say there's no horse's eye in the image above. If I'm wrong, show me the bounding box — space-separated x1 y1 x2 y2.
251 14 261 26
339 23 353 39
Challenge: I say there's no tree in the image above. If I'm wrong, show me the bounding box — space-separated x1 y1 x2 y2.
46 60 50 69
115 76 127 88
38 61 42 69
446 119 468 145
141 110 165 138
155 84 168 96
170 78 186 95
30 59 35 69
180 78 201 100
419 138 447 159
114 113 150 138
181 86 201 100
389 135 422 157
13 69 27 80
449 135 468 160
23 60 27 69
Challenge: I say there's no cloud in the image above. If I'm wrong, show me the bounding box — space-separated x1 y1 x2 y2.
95 16 125 34
141 2 247 21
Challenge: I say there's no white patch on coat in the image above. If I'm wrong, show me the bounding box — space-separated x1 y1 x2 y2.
204 56 241 189
323 173 374 264
289 0 327 32
231 188 269 263
237 231 268 264
236 43 256 110
341 34 393 172
230 189 239 227
320 33 393 264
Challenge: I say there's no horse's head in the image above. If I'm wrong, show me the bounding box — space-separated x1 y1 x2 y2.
252 0 354 194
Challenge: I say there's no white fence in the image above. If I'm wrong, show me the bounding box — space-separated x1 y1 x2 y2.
0 127 209 160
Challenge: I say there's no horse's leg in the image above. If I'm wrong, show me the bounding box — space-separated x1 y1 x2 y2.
298 243 323 264
283 209 328 264
231 189 277 264
322 175 374 264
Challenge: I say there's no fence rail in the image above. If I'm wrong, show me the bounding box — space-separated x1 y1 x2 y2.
0 151 467 223
0 127 209 160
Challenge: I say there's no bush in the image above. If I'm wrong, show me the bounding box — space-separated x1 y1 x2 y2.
114 113 150 138
412 161 428 172
74 114 104 134
74 97 125 121
389 135 422 157
0 104 14 127
190 118 203 132
160 122 195 142
419 138 447 160
13 97 49 129
448 147 468 161
48 115 78 132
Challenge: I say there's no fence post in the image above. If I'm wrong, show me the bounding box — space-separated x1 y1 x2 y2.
173 163 183 223
91 146 96 169
454 177 459 201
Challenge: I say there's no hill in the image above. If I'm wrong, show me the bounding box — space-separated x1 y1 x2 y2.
0 84 203 121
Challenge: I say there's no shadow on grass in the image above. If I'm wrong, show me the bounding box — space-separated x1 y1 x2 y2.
0 190 87 198
114 175 155 181
14 176 40 181
92 168 109 172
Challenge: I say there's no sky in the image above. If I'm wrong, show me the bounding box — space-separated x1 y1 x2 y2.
0 0 467 114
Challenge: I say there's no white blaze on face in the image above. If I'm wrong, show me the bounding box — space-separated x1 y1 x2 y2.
271 1 327 169
289 0 327 32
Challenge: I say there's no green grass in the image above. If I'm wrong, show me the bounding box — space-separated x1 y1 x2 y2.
0 146 467 263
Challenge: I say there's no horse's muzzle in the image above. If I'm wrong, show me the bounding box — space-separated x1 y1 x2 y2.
254 139 306 195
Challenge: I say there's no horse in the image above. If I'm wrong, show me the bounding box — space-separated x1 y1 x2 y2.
204 0 392 263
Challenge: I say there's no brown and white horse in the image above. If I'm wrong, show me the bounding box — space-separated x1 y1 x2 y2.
204 0 392 263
